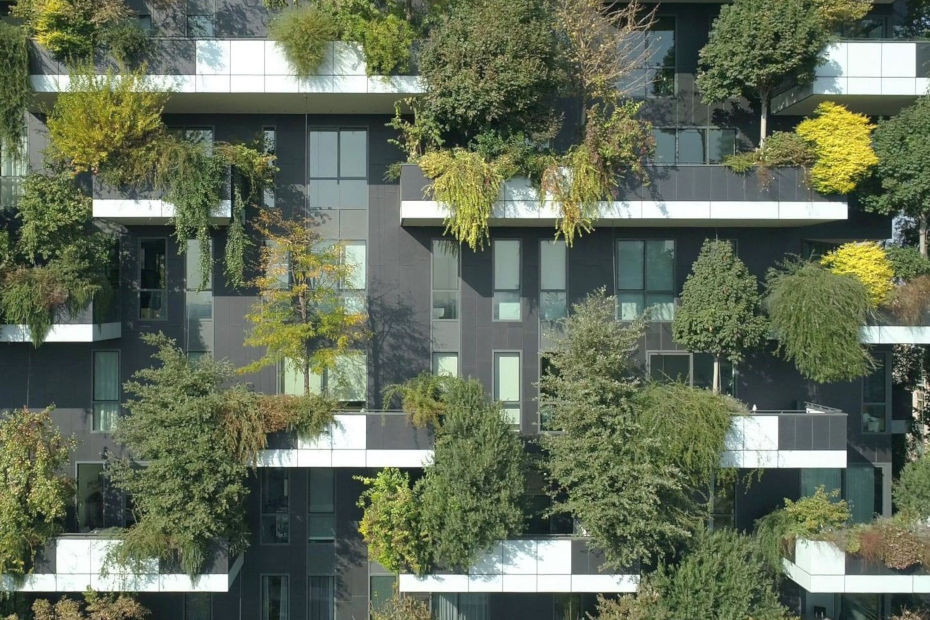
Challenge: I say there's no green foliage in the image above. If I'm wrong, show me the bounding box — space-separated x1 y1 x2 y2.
723 131 814 174
673 239 767 391
765 260 873 383
887 246 930 282
328 0 417 75
845 518 930 571
542 291 739 569
0 23 30 157
30 590 149 620
419 149 507 251
241 209 367 394
269 5 337 77
0 407 74 576
820 241 894 307
814 0 871 28
98 19 150 64
796 101 877 194
895 451 930 522
417 0 565 139
370 593 431 620
382 372 450 428
612 530 790 620
357 378 526 574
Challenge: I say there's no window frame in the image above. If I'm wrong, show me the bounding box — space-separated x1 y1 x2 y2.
493 350 522 429
307 469 336 542
431 239 460 321
138 237 168 321
615 239 676 321
259 574 290 620
650 127 737 165
260 469 290 546
306 127 369 212
91 350 120 433
861 350 891 434
492 239 522 322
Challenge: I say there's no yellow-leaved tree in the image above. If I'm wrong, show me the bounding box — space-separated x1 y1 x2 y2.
821 241 894 307
796 101 878 194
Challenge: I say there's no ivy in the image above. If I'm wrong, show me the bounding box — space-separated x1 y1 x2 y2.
0 23 30 157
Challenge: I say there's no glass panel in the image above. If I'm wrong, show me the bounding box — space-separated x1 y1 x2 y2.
432 291 458 320
184 593 211 620
260 513 289 545
862 404 886 433
541 291 567 321
262 470 289 513
330 353 367 402
139 291 164 320
187 15 214 37
649 353 691 384
863 357 886 404
432 240 459 290
140 239 166 289
646 17 675 67
617 292 644 321
264 240 289 289
309 469 334 513
433 353 458 377
185 129 213 156
458 594 489 620
282 360 322 396
263 128 276 155
309 179 340 209
261 575 289 620
501 405 520 426
540 240 566 290
93 352 119 401
495 353 520 402
338 179 368 209
493 240 520 290
343 242 366 290
93 402 119 433
645 240 674 291
186 290 213 320
370 576 396 617
707 129 737 164
801 468 842 498
845 465 877 524
76 463 105 531
493 291 521 321
309 131 338 178
678 129 706 164
652 129 675 164
308 514 336 540
339 130 367 178
617 241 644 289
186 239 212 290
649 66 675 97
645 293 675 321
309 576 334 620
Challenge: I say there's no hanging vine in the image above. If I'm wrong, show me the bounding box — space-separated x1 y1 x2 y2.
0 23 31 156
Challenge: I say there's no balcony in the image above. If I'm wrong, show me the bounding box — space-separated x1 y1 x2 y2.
29 39 423 114
772 40 930 116
255 411 434 468
399 164 847 228
398 538 638 594
0 534 241 593
783 538 930 594
721 407 847 469
92 175 231 225
0 300 120 343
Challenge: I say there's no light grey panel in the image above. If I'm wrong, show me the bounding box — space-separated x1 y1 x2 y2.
432 320 460 352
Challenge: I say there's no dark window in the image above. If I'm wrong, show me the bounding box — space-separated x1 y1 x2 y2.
432 240 459 320
184 594 211 620
139 239 167 320
261 575 288 620
862 354 888 433
308 469 335 541
645 17 676 97
617 240 676 321
260 469 289 544
76 463 105 532
648 352 691 384
369 576 396 618
309 576 334 620
92 351 119 432
308 129 368 210
650 128 737 164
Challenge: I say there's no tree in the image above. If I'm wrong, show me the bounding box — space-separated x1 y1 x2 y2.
0 407 73 576
895 451 930 522
863 95 930 257
242 209 366 396
820 241 894 307
673 239 766 393
30 591 148 620
697 0 828 145
795 101 878 195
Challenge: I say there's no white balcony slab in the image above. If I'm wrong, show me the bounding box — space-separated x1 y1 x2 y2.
860 325 930 345
93 199 231 225
399 539 638 594
0 322 120 343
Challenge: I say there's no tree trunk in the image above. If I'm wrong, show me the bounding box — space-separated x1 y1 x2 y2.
303 359 310 397
759 91 770 148
921 216 928 259
712 356 721 395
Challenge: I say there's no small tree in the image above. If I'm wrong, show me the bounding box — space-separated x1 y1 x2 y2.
697 0 828 145
673 239 766 393
795 101 878 195
242 209 366 396
864 94 930 257
0 407 74 576
820 241 894 307
895 451 930 522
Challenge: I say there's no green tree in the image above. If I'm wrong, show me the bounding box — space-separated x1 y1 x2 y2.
673 239 767 393
241 209 367 396
356 467 429 574
863 95 930 257
697 0 828 145
0 407 74 576
895 451 930 521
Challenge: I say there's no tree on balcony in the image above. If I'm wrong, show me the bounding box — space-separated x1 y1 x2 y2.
673 239 766 394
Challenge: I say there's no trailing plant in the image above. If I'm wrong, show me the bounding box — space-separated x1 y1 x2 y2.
0 407 74 576
29 591 149 620
765 260 873 383
419 149 509 251
820 241 894 307
241 209 367 395
382 372 450 429
887 246 930 282
796 101 877 195
895 450 930 521
0 23 30 157
356 467 429 574
268 5 337 77
673 239 767 393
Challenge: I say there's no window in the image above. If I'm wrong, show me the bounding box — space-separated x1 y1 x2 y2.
186 239 213 356
280 353 367 404
340 241 366 313
264 239 289 290
308 469 335 541
540 240 567 322
648 352 691 383
651 128 737 164
493 240 521 321
263 127 276 208
76 463 105 532
432 240 459 320
432 352 458 377
616 240 675 321
432 594 489 620
260 470 289 544
370 576 397 618
139 239 167 320
308 129 368 211
184 594 211 620
309 576 334 620
261 575 289 620
0 136 27 209
92 351 119 432
710 477 735 530
137 14 152 31
862 354 889 433
645 17 675 97
494 352 521 427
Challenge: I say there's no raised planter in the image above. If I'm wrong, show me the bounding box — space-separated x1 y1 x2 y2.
0 300 120 343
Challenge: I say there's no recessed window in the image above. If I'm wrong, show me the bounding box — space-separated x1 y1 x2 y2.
260 469 289 544
261 575 289 620
308 129 368 210
92 351 119 433
184 593 211 620
493 240 521 321
432 352 458 377
308 469 335 541
862 354 889 433
616 240 675 321
540 240 567 322
76 463 105 532
139 239 167 320
648 352 691 384
432 240 459 320
494 352 521 427
309 576 334 620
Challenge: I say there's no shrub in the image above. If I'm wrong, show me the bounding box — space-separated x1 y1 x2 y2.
99 19 150 63
13 0 140 61
886 275 930 326
356 468 429 574
31 591 149 620
419 149 507 251
269 5 337 77
796 101 878 194
847 519 930 570
887 246 930 282
336 5 416 76
765 260 873 383
370 593 431 620
0 407 74 576
0 23 30 154
759 131 815 168
382 372 450 429
895 451 930 521
821 241 894 307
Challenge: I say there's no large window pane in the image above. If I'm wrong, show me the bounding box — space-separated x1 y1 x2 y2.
330 352 367 403
540 240 566 290
495 354 520 402
309 179 340 209
707 129 737 164
309 131 338 177
541 292 567 321
186 239 212 290
432 241 459 290
432 291 458 320
618 292 644 321
433 353 458 377
652 129 676 164
184 594 212 620
261 575 289 620
140 239 166 289
645 240 675 290
309 469 334 513
645 293 676 321
649 353 690 384
338 179 368 209
261 469 289 544
309 576 334 620
370 576 396 617
493 240 520 290
677 129 705 164
339 130 367 178
617 241 644 289
343 242 366 290
493 291 521 321
93 352 119 401
77 463 105 531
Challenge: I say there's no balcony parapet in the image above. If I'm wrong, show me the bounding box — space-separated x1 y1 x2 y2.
0 300 120 343
398 537 638 594
721 407 847 469
399 164 847 228
92 172 232 225
0 534 241 593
